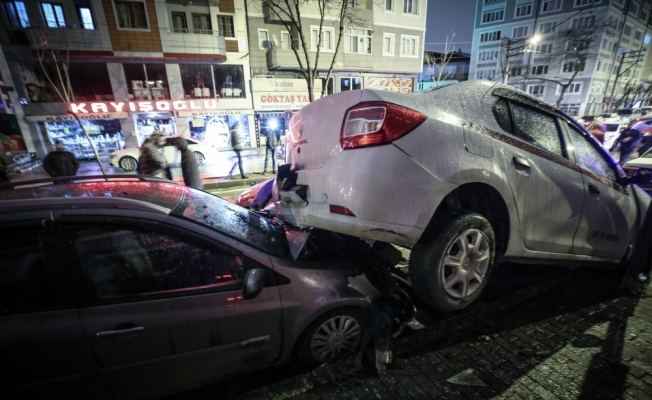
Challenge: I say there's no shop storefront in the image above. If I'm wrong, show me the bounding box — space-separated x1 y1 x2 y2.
251 78 322 143
179 110 253 149
70 99 255 150
26 113 127 159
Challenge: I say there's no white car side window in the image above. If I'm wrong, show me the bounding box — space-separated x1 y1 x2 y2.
566 123 617 181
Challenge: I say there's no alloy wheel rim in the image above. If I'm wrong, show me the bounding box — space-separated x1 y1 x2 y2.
195 153 204 164
310 316 361 362
440 228 491 300
121 157 135 171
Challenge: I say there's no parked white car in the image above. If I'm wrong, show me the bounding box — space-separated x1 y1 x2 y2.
601 119 626 150
109 137 217 171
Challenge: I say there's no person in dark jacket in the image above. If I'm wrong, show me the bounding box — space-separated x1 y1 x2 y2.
43 140 80 178
263 128 279 174
0 152 10 183
174 137 203 190
137 131 168 178
228 122 248 179
612 127 641 166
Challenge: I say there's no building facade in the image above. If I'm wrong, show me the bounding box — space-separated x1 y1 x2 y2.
418 50 471 90
245 0 427 131
0 0 255 158
470 0 652 116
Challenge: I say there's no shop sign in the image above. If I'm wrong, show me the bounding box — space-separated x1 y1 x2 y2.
69 100 221 114
252 92 321 111
251 78 322 93
177 110 252 117
26 113 129 122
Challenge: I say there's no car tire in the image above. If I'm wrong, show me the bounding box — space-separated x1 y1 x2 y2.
193 152 205 165
119 156 138 172
296 308 365 368
410 212 496 311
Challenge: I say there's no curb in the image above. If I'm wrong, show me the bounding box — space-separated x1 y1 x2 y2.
203 173 275 190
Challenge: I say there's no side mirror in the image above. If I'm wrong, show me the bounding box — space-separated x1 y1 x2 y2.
242 268 269 299
622 168 652 186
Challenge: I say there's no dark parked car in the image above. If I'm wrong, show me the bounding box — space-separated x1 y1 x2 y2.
0 176 377 400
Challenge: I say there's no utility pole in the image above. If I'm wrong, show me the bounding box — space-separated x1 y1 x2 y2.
501 35 541 84
606 49 646 110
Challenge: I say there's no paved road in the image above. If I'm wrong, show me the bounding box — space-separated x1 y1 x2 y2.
165 263 652 400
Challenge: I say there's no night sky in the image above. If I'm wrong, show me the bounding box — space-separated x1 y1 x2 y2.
425 0 477 54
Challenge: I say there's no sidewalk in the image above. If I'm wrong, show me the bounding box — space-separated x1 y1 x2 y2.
7 147 278 193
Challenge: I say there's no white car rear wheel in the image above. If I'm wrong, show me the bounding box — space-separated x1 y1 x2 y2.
119 156 138 172
193 152 205 165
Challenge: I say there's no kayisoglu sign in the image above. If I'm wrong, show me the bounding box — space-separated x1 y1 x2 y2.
70 100 221 114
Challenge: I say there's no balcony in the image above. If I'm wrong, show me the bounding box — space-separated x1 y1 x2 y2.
160 28 227 56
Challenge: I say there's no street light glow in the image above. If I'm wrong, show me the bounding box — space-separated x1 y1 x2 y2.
530 34 541 44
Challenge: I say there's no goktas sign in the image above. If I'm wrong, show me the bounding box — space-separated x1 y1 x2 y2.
70 100 221 114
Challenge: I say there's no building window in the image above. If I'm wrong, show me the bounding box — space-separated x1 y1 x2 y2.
344 27 372 54
629 2 639 15
535 43 552 53
558 82 582 94
511 66 523 76
635 30 642 40
515 2 532 17
531 65 549 74
623 24 632 36
281 31 290 49
538 22 557 34
527 84 545 96
385 0 393 11
574 0 597 5
258 29 269 49
311 27 334 51
341 77 362 91
4 1 29 27
383 33 395 55
542 0 562 12
482 9 504 23
563 61 585 72
571 15 595 28
77 7 95 29
640 7 649 19
192 13 211 34
513 26 529 38
400 35 418 56
171 11 187 33
217 15 234 37
403 0 418 15
114 1 148 29
42 2 66 28
478 50 499 60
123 63 169 100
480 30 501 42
476 69 496 80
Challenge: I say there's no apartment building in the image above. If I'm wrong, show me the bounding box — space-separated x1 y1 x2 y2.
246 0 427 130
470 0 652 116
0 0 256 158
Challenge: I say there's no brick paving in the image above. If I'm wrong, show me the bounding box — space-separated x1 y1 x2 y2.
169 264 652 400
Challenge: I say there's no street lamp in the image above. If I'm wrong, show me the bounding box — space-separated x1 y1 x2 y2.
501 35 541 84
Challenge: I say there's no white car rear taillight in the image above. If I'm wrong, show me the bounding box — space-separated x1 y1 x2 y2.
340 102 426 149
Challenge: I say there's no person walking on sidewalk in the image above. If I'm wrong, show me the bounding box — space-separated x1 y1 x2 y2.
263 128 279 174
138 131 169 179
612 126 641 166
228 121 248 179
174 137 203 190
43 140 80 178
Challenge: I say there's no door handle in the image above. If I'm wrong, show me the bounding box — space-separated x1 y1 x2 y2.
513 155 531 168
96 326 146 338
588 183 601 194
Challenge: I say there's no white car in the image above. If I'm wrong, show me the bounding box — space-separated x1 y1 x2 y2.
601 118 626 150
109 136 217 171
624 147 652 170
274 80 652 311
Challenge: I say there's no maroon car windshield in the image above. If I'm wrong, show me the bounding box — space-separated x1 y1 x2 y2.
173 189 288 258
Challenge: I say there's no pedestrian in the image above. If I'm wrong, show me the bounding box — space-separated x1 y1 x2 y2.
0 152 10 183
43 140 80 178
137 131 169 179
174 137 203 190
228 121 248 179
263 128 279 174
612 126 641 166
